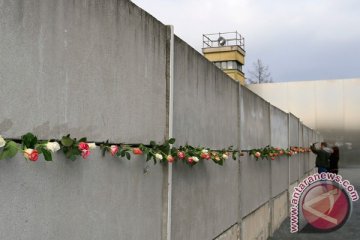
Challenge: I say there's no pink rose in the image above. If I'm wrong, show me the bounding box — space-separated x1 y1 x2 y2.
167 155 174 163
110 145 119 156
81 149 90 159
177 151 185 159
187 157 194 163
254 152 261 158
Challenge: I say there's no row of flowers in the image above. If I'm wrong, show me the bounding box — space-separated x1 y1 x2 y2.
0 133 312 166
249 145 311 160
0 133 239 166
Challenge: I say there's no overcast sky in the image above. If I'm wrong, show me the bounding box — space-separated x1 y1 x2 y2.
132 0 360 82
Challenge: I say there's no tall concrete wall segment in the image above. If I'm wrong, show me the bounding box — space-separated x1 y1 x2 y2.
303 126 310 172
309 130 316 170
270 106 289 197
171 36 239 240
240 86 271 217
172 36 240 149
298 123 305 177
0 0 168 143
289 114 300 183
0 153 164 240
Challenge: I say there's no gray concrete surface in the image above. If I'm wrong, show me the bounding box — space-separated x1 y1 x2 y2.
309 131 316 170
289 114 300 183
270 106 289 197
171 36 239 240
240 86 271 217
173 36 240 149
271 167 360 240
303 126 310 172
0 151 164 240
171 160 239 240
0 0 167 143
298 124 305 178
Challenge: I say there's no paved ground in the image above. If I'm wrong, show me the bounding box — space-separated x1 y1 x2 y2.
270 167 360 240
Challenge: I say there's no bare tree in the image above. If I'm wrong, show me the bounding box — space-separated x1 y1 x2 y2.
246 59 273 84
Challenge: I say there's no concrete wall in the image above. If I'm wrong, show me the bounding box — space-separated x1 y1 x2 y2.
0 152 164 240
172 36 239 149
271 191 288 234
303 126 310 173
298 124 305 178
240 86 271 218
289 114 300 183
214 224 240 240
241 203 270 240
309 130 316 170
0 0 168 143
270 106 289 197
171 36 239 240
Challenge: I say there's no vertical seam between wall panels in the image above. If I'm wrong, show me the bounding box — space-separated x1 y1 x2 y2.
167 25 174 240
288 114 291 186
238 85 243 240
269 104 273 237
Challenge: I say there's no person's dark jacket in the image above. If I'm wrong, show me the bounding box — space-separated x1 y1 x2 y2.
329 147 339 173
311 144 331 169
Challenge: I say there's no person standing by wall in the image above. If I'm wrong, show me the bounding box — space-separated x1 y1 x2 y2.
310 142 331 173
329 146 340 174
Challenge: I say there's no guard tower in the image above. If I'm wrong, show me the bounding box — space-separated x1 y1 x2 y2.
202 31 246 84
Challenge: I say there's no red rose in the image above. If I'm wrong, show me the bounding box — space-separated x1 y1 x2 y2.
78 142 89 151
24 149 39 162
200 153 210 160
132 148 143 155
187 157 194 163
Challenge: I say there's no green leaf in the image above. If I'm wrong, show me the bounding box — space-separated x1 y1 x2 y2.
0 141 18 160
125 152 131 160
78 137 87 143
150 141 156 147
120 150 125 157
168 138 176 144
61 136 74 147
100 144 106 157
42 148 52 161
21 132 38 149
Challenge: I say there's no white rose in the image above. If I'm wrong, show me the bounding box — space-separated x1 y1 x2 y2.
201 149 208 153
222 154 229 159
192 156 199 162
0 135 5 148
155 153 163 160
46 142 61 153
88 143 97 149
